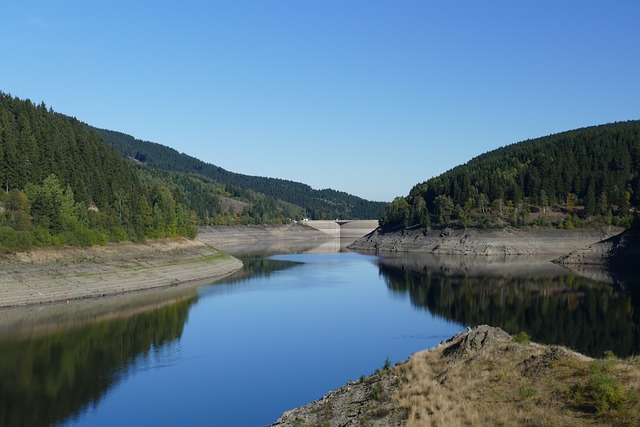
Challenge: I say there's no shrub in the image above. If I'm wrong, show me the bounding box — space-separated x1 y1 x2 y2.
383 357 392 370
373 357 393 375
513 331 531 344
371 386 381 401
0 226 32 252
587 364 626 413
570 361 631 415
518 387 538 400
14 231 33 252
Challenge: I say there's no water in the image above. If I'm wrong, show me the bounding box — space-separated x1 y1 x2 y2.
0 249 638 427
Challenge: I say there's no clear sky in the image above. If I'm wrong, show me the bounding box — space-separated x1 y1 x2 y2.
2 1 639 202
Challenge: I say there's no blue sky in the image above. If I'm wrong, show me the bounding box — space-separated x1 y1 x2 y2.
2 1 639 202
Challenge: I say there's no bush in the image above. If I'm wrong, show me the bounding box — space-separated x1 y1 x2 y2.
371 386 381 401
518 387 537 400
32 225 52 246
570 361 631 415
513 331 531 344
0 226 32 253
15 231 33 252
0 226 18 252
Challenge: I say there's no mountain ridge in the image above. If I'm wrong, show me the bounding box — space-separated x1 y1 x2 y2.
91 126 387 220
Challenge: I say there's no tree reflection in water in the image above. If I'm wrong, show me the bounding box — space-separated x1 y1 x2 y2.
0 297 196 427
376 255 640 358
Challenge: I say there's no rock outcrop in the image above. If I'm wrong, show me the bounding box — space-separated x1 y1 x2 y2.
268 367 407 427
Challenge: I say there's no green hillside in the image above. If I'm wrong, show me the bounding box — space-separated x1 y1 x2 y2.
0 92 198 251
93 127 387 221
380 121 640 230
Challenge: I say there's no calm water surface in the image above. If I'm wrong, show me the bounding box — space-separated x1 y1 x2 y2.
1 247 638 427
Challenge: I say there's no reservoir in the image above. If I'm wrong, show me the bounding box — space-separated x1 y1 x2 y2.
1 243 638 427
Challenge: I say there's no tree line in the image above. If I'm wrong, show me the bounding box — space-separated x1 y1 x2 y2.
380 121 640 230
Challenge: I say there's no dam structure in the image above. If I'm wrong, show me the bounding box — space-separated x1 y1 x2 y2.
301 220 379 239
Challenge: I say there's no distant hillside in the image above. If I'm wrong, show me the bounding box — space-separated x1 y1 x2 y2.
93 127 387 220
380 121 640 230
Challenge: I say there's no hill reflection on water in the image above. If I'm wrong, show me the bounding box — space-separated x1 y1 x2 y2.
0 294 197 427
375 254 640 358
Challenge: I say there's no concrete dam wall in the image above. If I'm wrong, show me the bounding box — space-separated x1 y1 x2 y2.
301 220 379 239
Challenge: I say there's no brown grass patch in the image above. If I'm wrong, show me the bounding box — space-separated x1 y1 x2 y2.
394 326 640 426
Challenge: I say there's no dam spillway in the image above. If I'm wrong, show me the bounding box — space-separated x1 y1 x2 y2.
301 220 379 239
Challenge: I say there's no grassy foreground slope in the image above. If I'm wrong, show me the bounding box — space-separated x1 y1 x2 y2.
270 326 640 427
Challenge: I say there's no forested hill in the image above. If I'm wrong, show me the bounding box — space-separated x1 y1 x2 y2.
0 92 198 251
92 127 387 220
380 121 640 230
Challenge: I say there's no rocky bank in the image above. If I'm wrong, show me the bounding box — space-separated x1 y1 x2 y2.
557 227 640 267
348 226 623 259
554 227 640 290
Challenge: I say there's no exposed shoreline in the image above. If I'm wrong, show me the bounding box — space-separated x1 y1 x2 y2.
0 223 332 309
197 223 332 256
348 225 624 259
0 237 243 309
349 225 640 290
2 223 636 309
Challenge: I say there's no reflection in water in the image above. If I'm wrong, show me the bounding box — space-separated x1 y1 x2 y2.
229 256 302 280
0 296 197 427
218 237 355 257
376 255 640 357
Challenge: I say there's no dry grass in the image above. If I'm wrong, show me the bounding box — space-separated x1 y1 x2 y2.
394 327 640 427
270 327 640 427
